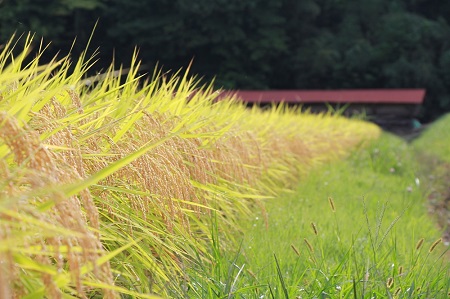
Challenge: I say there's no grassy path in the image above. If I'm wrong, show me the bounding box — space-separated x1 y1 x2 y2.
412 113 450 244
188 133 449 298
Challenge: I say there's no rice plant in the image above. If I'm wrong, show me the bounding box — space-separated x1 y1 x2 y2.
0 34 380 297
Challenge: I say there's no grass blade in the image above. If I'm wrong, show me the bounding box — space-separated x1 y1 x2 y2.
274 254 289 299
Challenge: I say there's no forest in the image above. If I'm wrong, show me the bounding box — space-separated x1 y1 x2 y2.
1 0 449 120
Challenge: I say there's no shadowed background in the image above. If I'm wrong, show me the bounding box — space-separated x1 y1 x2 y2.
1 0 450 120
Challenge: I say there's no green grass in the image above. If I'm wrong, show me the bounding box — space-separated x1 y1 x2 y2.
412 113 450 256
413 113 450 162
185 133 449 298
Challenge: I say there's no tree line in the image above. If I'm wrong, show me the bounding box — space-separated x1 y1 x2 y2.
1 0 450 120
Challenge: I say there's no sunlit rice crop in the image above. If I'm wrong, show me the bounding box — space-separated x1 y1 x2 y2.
0 34 380 297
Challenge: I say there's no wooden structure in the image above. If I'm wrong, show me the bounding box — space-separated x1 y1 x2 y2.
218 89 426 131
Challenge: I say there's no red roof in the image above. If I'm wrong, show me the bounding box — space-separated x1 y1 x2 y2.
219 89 425 104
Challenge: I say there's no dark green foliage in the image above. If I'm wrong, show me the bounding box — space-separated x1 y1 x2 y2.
0 0 103 59
1 0 450 119
101 0 288 88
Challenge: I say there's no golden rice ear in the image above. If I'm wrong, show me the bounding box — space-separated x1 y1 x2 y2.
0 111 117 298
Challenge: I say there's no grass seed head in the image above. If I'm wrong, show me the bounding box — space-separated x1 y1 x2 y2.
310 222 318 235
304 238 314 253
429 238 442 253
416 238 424 250
291 244 300 256
386 277 394 288
328 196 336 212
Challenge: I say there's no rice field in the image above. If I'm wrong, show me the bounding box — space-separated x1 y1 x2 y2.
3 33 440 298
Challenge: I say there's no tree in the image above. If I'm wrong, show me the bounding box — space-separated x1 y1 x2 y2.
101 0 289 88
0 0 104 58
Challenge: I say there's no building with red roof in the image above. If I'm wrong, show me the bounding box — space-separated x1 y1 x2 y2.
218 89 425 132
